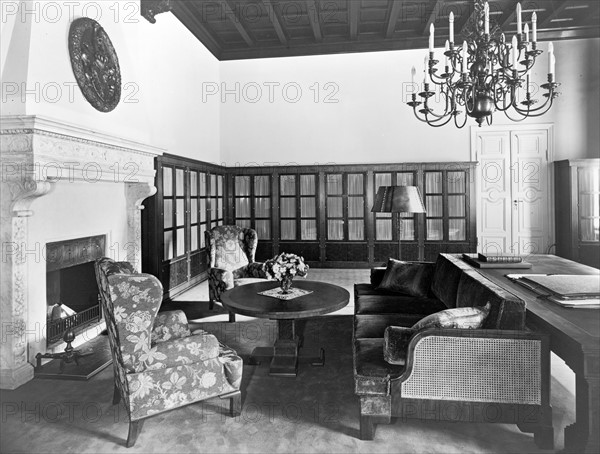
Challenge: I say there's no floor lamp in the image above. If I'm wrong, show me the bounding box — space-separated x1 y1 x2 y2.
372 186 426 260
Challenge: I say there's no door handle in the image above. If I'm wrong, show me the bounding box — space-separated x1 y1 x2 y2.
513 199 523 207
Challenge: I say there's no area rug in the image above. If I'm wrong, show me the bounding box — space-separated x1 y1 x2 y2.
0 316 569 453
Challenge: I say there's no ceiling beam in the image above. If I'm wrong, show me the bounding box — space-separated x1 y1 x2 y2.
262 0 289 45
539 0 570 28
171 1 222 58
349 0 359 40
385 0 403 39
499 0 519 30
422 0 443 36
306 0 323 42
220 0 254 47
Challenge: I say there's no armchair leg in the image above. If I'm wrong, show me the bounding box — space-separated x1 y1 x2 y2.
229 312 236 323
209 299 215 311
126 419 144 448
230 392 242 417
112 383 121 405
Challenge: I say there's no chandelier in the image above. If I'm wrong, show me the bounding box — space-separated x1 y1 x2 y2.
407 0 560 128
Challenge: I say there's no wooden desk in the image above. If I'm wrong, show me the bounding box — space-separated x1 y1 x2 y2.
464 254 600 453
220 280 349 377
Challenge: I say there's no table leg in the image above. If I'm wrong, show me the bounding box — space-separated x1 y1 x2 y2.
564 366 600 454
247 319 326 376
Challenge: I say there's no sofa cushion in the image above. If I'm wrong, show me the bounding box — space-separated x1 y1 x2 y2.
354 284 446 315
456 270 525 330
354 338 404 395
430 254 472 308
376 259 435 297
411 302 491 330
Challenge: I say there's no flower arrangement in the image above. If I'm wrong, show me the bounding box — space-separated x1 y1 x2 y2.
264 253 309 293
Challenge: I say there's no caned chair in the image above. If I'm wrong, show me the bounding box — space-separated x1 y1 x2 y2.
94 257 243 447
205 225 268 322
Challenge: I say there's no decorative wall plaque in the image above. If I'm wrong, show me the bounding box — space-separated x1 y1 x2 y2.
68 18 121 112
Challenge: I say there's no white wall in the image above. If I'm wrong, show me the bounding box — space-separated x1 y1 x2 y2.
220 38 600 165
1 0 221 162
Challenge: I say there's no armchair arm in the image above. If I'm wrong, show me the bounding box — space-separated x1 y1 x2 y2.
207 267 234 302
396 328 549 405
136 331 221 372
244 261 268 279
152 310 191 344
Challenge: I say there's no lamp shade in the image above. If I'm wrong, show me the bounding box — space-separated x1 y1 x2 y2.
372 186 426 213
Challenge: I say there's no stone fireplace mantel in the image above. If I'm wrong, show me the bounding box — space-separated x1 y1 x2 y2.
0 115 164 389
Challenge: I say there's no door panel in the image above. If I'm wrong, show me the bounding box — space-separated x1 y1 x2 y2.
511 130 549 255
475 128 551 255
476 131 512 253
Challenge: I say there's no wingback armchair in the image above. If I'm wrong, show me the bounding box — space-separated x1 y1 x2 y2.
94 257 243 447
205 225 268 321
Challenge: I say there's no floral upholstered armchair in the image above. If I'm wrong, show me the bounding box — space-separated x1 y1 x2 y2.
94 258 243 447
205 225 268 322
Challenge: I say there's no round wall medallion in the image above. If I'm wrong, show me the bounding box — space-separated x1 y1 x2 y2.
68 17 121 112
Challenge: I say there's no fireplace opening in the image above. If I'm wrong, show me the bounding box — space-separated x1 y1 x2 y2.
45 235 106 346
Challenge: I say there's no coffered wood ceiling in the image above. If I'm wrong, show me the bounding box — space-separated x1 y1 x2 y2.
169 0 600 60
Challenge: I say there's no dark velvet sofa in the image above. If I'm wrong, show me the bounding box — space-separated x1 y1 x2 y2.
353 253 553 448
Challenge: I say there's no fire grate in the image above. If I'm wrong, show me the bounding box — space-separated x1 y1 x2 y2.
47 304 101 345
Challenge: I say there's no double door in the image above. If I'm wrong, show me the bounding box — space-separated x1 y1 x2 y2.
473 127 552 255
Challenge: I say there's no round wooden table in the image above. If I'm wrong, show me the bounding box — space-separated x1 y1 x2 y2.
220 280 350 377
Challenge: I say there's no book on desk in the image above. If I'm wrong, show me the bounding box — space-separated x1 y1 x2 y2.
462 253 532 269
506 274 600 308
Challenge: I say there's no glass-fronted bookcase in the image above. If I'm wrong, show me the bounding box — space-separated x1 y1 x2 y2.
143 158 477 297
555 159 600 268
142 154 226 298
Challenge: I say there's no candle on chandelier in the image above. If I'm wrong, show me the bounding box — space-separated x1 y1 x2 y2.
532 12 537 43
424 54 428 83
449 11 454 44
461 42 468 74
444 40 450 67
512 35 518 68
516 3 522 34
524 23 529 43
411 66 416 85
429 23 435 52
484 2 490 35
548 42 555 75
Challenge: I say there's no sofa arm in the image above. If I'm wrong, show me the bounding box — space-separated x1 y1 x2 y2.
383 326 418 365
397 328 549 405
152 310 192 344
370 267 387 287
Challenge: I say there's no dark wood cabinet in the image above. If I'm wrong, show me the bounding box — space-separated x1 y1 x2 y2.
555 159 600 269
142 154 226 299
232 162 477 267
143 158 477 296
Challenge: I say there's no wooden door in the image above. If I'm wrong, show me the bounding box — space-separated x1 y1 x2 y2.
510 129 550 255
473 126 552 255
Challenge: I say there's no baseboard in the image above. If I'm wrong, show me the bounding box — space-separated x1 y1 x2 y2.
0 363 34 390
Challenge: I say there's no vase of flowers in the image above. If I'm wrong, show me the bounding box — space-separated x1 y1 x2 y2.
264 253 309 294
